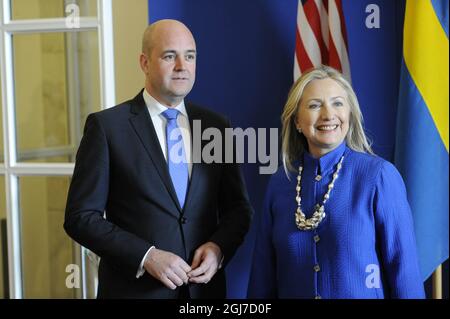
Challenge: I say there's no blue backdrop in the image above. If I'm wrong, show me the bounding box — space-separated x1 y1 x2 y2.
147 0 439 298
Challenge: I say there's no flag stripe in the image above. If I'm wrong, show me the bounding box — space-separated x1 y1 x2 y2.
315 0 329 49
404 0 449 151
294 0 350 81
294 57 301 81
328 34 343 72
303 0 328 63
297 1 322 66
295 28 314 73
431 0 449 37
328 0 351 80
322 0 328 12
334 0 349 50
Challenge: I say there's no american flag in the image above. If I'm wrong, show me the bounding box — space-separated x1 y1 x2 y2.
294 0 351 81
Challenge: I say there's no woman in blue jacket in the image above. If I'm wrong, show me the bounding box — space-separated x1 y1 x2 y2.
248 66 425 299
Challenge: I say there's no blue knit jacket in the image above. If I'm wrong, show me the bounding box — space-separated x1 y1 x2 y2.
248 142 425 299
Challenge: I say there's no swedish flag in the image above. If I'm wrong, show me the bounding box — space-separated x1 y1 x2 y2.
395 0 449 280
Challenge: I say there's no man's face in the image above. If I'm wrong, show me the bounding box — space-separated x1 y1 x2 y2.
142 24 196 106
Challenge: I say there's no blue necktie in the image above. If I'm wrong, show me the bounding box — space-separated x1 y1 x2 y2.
161 109 188 208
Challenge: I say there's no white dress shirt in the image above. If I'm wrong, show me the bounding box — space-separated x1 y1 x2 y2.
143 89 192 177
136 89 193 278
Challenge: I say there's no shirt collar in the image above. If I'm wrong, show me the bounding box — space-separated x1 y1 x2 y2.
303 141 347 174
142 89 188 118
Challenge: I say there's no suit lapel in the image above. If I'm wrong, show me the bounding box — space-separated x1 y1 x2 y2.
128 91 182 214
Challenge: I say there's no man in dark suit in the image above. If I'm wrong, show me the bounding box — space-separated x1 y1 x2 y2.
64 19 252 299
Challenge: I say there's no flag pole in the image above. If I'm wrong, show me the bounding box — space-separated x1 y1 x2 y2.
432 264 442 299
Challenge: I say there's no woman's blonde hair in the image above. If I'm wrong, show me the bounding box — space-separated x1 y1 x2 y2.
281 65 373 175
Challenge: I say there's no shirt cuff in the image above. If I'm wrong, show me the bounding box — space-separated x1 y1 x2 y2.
136 246 155 278
218 255 224 269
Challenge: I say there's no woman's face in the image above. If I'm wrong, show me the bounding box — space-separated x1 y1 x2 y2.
295 78 350 158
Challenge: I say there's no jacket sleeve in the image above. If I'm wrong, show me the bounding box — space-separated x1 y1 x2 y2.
247 178 277 298
64 113 152 279
373 161 425 298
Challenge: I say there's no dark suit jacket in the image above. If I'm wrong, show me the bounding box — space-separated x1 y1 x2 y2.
64 90 253 298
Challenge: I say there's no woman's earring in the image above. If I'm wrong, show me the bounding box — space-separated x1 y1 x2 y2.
297 127 302 134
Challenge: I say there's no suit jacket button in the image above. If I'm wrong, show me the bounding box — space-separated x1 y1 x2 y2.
180 217 187 224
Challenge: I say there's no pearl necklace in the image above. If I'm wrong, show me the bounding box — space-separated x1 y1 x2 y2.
295 155 344 231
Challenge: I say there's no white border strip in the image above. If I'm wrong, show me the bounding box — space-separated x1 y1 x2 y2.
98 0 115 109
1 0 22 298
